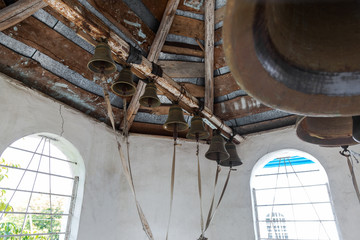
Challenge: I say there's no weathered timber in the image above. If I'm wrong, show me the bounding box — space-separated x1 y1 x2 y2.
178 0 204 14
235 115 297 135
162 45 204 58
141 0 167 21
0 0 6 9
86 0 154 52
3 16 95 81
214 27 222 43
0 43 123 126
214 44 226 69
158 61 204 78
215 6 225 24
44 0 244 143
214 73 241 97
214 96 272 121
179 83 204 98
204 0 215 111
131 122 188 139
123 0 181 133
0 0 47 31
169 15 204 40
139 104 190 116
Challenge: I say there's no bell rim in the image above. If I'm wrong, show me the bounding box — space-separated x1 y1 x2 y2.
87 59 117 74
205 151 230 161
111 81 136 97
186 131 210 140
219 160 243 167
163 122 189 132
139 96 161 108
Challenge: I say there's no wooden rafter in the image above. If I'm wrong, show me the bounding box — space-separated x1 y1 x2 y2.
122 0 181 133
42 0 244 143
0 0 47 31
204 0 215 112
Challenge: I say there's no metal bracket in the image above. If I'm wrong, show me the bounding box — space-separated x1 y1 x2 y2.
126 45 142 64
151 62 163 77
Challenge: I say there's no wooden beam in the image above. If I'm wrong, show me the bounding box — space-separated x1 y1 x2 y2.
44 0 244 143
215 6 225 24
158 61 204 78
0 0 6 9
204 0 215 111
162 45 204 58
214 44 226 69
0 43 123 126
0 0 47 31
169 15 204 40
123 0 181 133
214 27 222 43
214 96 272 121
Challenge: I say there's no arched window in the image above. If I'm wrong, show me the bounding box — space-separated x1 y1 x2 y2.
0 133 84 240
251 149 341 240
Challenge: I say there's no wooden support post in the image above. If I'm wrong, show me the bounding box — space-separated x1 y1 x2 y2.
204 0 215 112
0 0 47 31
43 0 244 143
122 0 181 133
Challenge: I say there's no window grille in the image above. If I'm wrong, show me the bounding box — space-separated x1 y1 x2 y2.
251 151 341 240
0 135 79 240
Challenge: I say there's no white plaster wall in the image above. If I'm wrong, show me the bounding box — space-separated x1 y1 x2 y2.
1 73 360 240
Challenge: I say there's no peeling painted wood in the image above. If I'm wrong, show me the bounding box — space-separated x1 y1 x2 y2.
214 73 241 97
215 6 225 24
214 27 222 43
2 16 95 81
0 0 47 31
204 0 215 111
179 83 204 98
86 0 154 52
214 96 272 121
123 0 181 133
169 15 204 40
179 0 204 14
214 44 226 69
44 0 244 143
158 61 205 78
0 43 123 126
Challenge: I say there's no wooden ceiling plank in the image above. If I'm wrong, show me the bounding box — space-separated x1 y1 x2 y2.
214 27 222 43
0 43 123 126
0 0 47 31
2 16 96 81
214 44 226 69
214 73 241 97
215 6 225 24
204 0 215 111
158 60 204 78
123 0 181 133
44 0 244 143
214 96 272 121
161 45 204 58
169 15 204 40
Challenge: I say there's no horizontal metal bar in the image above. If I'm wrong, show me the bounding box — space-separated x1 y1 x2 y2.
254 183 327 191
0 211 69 216
0 164 74 180
255 169 319 177
258 219 335 223
256 201 331 207
0 187 72 198
8 146 77 165
0 232 66 237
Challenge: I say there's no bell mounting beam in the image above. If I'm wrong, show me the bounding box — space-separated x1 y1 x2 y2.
0 0 47 31
204 0 215 112
122 0 181 133
43 0 244 144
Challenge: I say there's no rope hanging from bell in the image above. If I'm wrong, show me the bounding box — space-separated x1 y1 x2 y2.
340 145 360 203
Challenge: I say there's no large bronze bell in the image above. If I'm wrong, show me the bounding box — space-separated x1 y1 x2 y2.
163 103 189 132
186 115 209 140
111 67 136 97
205 130 230 162
139 81 161 108
220 141 243 167
87 40 117 74
352 116 360 143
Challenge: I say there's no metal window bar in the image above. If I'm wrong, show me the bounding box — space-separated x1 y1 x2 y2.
258 219 336 223
48 138 54 240
0 187 72 198
8 146 77 165
0 164 75 180
0 232 66 238
255 169 319 177
0 212 69 216
254 183 327 191
65 176 79 240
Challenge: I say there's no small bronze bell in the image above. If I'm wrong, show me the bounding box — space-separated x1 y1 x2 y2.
220 141 243 167
186 115 209 140
163 103 189 132
87 39 117 74
139 81 161 108
111 67 136 97
352 116 360 143
205 130 230 162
